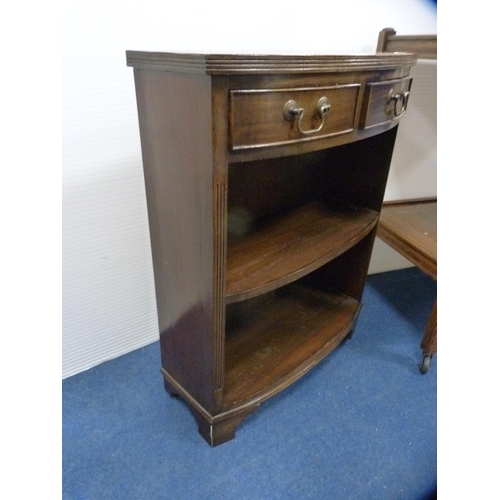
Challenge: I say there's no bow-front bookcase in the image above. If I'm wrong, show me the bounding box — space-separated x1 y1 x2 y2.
127 51 416 446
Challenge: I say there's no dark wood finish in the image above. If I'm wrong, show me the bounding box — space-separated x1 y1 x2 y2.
359 77 413 130
133 69 219 411
224 284 360 407
229 84 360 150
377 28 437 60
377 200 436 280
128 52 416 445
421 300 437 355
377 200 437 360
126 52 417 74
226 201 378 303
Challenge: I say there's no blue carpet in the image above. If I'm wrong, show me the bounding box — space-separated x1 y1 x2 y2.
62 268 437 499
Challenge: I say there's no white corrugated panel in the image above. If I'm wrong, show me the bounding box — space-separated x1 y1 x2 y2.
62 42 159 378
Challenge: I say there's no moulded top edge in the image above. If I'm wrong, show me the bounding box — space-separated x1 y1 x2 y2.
125 51 418 75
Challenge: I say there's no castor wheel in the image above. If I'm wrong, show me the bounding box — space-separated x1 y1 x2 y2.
419 354 432 374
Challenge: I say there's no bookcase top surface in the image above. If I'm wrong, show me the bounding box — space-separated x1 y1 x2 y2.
126 51 417 75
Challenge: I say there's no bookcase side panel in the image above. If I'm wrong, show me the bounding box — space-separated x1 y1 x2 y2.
133 69 217 411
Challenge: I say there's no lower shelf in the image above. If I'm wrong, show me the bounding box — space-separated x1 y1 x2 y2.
223 283 360 409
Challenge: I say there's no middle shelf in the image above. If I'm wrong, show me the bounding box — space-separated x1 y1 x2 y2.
226 200 378 304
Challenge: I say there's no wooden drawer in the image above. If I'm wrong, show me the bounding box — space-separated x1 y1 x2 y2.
359 76 413 130
229 84 360 151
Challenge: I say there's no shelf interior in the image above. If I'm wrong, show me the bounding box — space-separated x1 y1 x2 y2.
222 135 396 411
223 281 360 409
226 200 377 303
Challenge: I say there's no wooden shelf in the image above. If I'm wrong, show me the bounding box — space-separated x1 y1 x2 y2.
224 283 360 408
226 201 378 304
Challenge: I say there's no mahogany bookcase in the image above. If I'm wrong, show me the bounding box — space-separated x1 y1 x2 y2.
127 51 416 445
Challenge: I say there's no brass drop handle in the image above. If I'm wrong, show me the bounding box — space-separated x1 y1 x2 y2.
283 96 331 136
387 89 410 117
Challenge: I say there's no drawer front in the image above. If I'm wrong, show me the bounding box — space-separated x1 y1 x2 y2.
359 76 413 130
229 84 360 150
